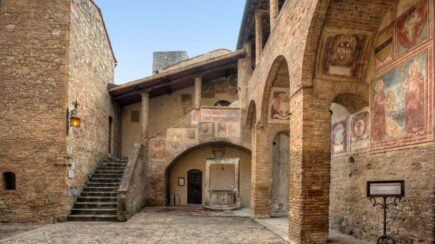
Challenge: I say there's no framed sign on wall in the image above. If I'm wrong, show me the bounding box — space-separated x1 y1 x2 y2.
178 177 185 186
367 180 405 198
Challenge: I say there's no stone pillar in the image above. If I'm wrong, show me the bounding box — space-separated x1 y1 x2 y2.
255 10 264 65
250 123 273 218
141 92 149 141
270 0 279 30
237 42 253 111
194 77 202 110
288 88 330 243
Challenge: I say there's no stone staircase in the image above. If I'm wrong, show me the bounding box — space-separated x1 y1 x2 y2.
67 160 127 221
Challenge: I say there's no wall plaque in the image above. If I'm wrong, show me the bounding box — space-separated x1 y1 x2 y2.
367 180 405 197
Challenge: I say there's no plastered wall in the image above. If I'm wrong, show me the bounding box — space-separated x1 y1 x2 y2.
168 145 251 206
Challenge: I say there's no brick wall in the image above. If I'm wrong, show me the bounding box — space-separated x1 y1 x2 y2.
0 0 71 222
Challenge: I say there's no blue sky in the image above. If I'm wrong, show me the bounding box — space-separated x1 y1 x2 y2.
94 1 246 84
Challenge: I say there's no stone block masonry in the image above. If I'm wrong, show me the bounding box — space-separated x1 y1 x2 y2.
0 0 118 223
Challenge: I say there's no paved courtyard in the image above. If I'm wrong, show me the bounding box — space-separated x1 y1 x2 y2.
0 207 373 244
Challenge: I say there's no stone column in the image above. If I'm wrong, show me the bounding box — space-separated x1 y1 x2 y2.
255 10 264 65
237 42 253 111
141 92 149 141
270 0 279 30
194 77 202 110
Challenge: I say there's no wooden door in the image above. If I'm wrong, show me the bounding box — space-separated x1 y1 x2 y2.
187 169 202 204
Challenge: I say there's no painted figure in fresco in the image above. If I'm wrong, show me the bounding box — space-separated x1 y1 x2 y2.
403 59 425 134
396 0 427 52
372 79 386 141
333 123 345 146
271 91 290 120
353 119 365 138
384 92 404 138
151 140 165 160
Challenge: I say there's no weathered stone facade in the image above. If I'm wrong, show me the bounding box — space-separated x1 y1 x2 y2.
0 0 433 243
0 0 117 222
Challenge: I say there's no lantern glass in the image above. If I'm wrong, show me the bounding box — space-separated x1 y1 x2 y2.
70 116 81 128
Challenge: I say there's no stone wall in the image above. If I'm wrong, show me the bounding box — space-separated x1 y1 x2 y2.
0 0 71 222
67 0 119 199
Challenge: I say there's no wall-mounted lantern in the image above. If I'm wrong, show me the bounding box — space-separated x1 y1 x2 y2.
67 100 81 134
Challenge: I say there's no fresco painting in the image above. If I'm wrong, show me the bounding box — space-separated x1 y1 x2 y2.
268 87 290 123
149 138 166 161
350 110 370 151
322 33 367 78
199 122 214 137
371 53 427 146
166 128 197 153
396 0 428 56
215 121 240 138
331 118 348 155
202 81 215 98
375 25 394 69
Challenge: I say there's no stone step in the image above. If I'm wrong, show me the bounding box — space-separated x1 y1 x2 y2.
67 214 119 222
88 178 121 183
70 208 117 215
77 196 117 202
96 166 126 171
91 174 123 178
100 163 127 167
73 202 118 209
85 184 119 189
83 186 118 192
80 192 117 197
94 169 124 174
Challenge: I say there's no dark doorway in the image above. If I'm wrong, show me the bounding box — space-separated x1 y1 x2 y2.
108 116 113 154
187 169 202 204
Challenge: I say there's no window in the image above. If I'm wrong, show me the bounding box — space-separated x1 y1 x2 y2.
130 111 140 123
3 172 16 191
214 100 231 107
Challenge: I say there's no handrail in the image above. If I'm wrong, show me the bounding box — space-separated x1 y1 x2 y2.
118 144 141 192
117 143 145 221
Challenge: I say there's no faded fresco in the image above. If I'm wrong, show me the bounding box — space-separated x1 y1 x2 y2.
166 128 197 153
331 117 348 155
194 108 241 138
322 33 367 78
396 0 428 56
350 109 370 151
180 94 192 105
201 76 238 98
149 138 166 161
371 52 428 147
199 122 214 137
375 25 394 69
268 87 290 123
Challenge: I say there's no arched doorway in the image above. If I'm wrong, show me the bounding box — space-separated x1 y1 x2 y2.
187 169 202 204
271 131 289 217
166 142 251 206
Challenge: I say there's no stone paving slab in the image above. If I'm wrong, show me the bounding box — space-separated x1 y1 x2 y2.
0 207 376 244
0 224 45 240
0 207 285 244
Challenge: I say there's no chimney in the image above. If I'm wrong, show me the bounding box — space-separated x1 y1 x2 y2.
152 51 188 74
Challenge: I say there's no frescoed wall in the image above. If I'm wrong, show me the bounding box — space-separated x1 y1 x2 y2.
268 87 291 123
331 117 348 155
371 52 430 149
